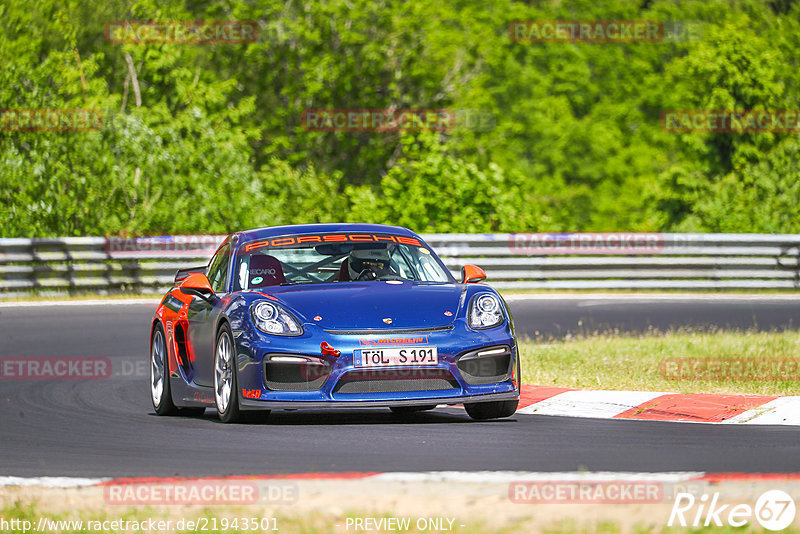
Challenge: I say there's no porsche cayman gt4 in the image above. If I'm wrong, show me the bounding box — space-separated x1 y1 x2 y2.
149 223 520 422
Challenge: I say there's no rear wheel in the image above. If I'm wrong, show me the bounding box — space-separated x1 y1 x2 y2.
465 399 518 420
390 405 436 416
151 324 177 415
151 323 205 417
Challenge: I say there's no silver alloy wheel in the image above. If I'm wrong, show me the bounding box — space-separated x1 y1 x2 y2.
150 329 165 407
214 332 233 413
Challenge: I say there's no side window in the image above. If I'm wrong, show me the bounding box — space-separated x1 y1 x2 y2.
389 247 413 279
418 252 449 282
206 243 231 294
236 257 250 291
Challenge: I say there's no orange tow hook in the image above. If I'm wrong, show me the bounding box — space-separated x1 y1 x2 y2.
320 341 340 357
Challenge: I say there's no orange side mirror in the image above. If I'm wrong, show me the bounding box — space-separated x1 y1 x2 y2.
179 273 215 302
461 264 487 284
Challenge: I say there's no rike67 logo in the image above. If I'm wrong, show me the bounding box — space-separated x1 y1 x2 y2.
669 490 796 531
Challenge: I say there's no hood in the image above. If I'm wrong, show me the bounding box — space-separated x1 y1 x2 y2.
265 281 463 330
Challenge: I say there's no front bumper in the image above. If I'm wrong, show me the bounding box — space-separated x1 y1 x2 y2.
233 319 519 408
239 391 519 410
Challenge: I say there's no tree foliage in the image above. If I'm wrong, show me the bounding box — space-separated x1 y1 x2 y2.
1 0 799 236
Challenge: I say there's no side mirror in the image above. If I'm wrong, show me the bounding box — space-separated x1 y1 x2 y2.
179 273 216 303
461 264 487 284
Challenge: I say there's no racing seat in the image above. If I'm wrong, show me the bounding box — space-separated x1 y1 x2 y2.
248 254 286 288
338 258 350 282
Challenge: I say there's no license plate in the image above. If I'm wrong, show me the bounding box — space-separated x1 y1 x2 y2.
354 347 438 368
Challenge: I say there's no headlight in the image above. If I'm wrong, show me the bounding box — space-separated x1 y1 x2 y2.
251 301 302 336
469 294 505 329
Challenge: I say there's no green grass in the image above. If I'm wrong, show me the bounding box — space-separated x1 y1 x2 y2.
519 329 800 395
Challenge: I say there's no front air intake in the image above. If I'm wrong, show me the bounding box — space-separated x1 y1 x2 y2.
332 368 459 394
263 354 331 392
457 346 513 385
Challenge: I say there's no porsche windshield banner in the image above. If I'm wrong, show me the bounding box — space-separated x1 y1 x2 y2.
243 233 422 252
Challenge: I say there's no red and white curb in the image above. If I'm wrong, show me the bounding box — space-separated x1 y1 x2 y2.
516 385 800 425
5 471 800 488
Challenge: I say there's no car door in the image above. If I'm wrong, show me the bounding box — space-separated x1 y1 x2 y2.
188 240 231 387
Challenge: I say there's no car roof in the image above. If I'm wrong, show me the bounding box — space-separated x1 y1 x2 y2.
232 223 420 246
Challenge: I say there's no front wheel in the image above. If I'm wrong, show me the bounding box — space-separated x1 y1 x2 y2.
214 324 243 423
465 399 518 420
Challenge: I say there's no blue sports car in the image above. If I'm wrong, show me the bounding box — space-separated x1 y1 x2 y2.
150 223 520 422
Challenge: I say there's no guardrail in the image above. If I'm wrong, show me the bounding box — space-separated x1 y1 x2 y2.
1 233 799 296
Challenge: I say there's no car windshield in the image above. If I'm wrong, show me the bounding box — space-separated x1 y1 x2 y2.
233 233 452 290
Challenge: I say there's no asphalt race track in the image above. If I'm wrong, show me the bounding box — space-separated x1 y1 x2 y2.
508 294 800 338
1 296 799 478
